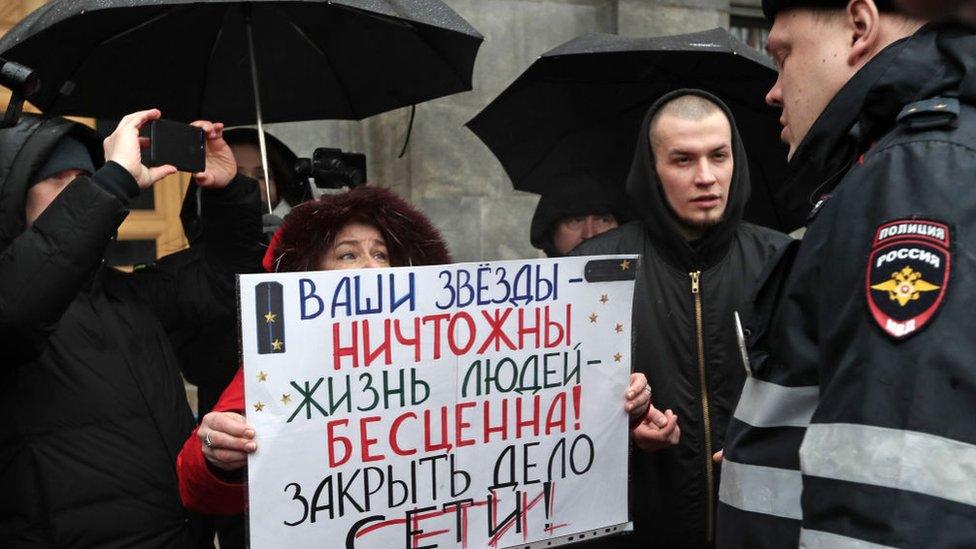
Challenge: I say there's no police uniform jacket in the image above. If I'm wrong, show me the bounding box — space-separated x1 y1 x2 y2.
573 90 790 548
717 22 976 548
0 116 263 547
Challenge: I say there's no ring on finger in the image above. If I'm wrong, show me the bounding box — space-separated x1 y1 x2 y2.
642 383 652 397
204 430 214 448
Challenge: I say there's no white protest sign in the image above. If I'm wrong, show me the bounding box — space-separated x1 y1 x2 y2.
239 255 637 548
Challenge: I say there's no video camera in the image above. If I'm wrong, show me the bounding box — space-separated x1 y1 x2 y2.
0 57 39 128
295 148 367 189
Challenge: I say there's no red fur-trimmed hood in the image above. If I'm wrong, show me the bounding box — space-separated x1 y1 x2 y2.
263 187 452 272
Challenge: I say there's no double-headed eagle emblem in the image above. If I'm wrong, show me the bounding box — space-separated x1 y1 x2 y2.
870 266 941 306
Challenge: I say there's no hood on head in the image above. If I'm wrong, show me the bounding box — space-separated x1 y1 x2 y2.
530 172 633 257
182 128 311 243
263 186 452 273
222 127 311 208
0 115 103 252
626 88 750 270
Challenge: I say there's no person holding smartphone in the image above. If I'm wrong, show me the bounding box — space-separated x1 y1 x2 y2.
0 109 263 547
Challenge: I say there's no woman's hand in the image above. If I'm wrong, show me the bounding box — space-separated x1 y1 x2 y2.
199 411 257 472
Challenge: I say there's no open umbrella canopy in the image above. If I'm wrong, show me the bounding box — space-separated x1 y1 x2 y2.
468 28 793 231
0 0 483 125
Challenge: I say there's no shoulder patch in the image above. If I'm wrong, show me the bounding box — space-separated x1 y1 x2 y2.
866 219 950 340
897 97 959 132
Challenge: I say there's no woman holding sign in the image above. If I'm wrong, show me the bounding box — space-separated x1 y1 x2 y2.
176 186 656 516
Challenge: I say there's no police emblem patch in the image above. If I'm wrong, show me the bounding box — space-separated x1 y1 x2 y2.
866 219 950 339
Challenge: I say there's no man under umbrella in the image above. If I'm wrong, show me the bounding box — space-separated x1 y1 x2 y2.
0 109 263 547
573 90 790 548
529 173 632 257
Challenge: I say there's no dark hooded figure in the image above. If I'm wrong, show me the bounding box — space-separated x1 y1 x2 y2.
529 173 632 257
0 112 262 547
176 186 452 515
573 89 790 548
221 128 311 216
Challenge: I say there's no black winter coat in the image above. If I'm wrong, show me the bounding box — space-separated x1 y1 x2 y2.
718 22 976 548
0 116 262 548
574 90 789 548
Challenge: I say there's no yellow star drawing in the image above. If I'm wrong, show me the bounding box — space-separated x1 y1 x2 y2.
613 353 622 362
870 266 941 306
619 259 631 271
264 311 277 323
615 323 623 333
281 394 292 405
600 294 608 304
257 371 267 382
589 313 598 323
272 339 283 351
253 401 265 412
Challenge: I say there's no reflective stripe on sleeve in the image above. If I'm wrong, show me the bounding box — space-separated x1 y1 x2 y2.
801 423 976 508
718 458 803 520
799 528 898 548
733 377 819 428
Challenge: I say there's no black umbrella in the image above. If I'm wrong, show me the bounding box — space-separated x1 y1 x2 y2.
467 28 793 231
0 0 482 125
0 0 482 214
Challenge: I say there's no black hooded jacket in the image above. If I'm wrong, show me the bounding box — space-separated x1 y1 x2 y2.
573 90 790 547
0 116 262 548
717 22 976 548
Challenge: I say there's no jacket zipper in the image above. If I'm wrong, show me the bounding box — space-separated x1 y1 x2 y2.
690 270 714 543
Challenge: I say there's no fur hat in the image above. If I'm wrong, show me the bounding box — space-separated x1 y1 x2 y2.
263 186 452 272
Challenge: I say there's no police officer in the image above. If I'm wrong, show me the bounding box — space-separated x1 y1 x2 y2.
716 1 976 547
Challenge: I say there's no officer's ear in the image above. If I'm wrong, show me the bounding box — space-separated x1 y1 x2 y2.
846 0 882 67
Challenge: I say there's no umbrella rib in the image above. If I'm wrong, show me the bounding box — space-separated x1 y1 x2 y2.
272 5 357 116
48 5 188 114
515 97 650 188
94 6 186 48
393 23 470 94
195 5 232 121
341 2 476 92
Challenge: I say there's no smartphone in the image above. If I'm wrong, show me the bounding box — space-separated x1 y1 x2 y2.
140 119 205 173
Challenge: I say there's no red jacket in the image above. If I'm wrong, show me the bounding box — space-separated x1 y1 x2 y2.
177 367 247 515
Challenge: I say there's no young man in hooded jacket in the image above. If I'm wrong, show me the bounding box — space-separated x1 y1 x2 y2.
0 109 262 547
716 2 976 547
573 90 790 548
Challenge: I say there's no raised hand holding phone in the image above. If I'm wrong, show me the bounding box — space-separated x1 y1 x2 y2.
103 108 178 189
189 120 237 189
